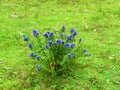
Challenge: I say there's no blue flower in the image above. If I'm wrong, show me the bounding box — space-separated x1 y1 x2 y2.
48 40 52 44
23 36 28 41
73 31 78 36
70 34 73 38
45 44 49 48
61 40 64 44
29 52 34 57
42 32 48 37
70 34 74 40
56 39 61 43
82 49 87 53
36 64 40 71
62 25 66 31
67 53 71 58
36 55 40 60
71 43 75 48
66 35 71 40
65 43 70 48
50 32 54 36
66 34 74 40
32 30 39 36
28 43 32 48
47 31 50 34
60 34 63 37
70 28 75 33
79 38 82 42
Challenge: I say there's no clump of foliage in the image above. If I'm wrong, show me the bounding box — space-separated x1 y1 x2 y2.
22 25 91 76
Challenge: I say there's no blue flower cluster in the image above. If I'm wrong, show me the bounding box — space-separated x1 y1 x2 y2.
22 26 92 73
42 28 77 58
42 31 54 37
44 39 65 49
28 52 40 60
56 39 64 44
65 43 75 48
23 30 41 71
23 30 39 41
23 30 40 59
65 28 78 40
70 28 78 36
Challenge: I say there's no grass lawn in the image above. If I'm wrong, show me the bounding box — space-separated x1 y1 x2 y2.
0 0 120 90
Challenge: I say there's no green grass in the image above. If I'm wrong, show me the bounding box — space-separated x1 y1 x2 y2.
0 0 120 90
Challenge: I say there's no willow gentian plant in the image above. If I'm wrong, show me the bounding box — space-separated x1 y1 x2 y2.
22 26 92 75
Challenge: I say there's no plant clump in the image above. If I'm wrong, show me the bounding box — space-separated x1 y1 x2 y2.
22 25 92 76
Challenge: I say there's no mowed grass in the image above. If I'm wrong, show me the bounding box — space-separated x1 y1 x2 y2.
0 0 120 90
